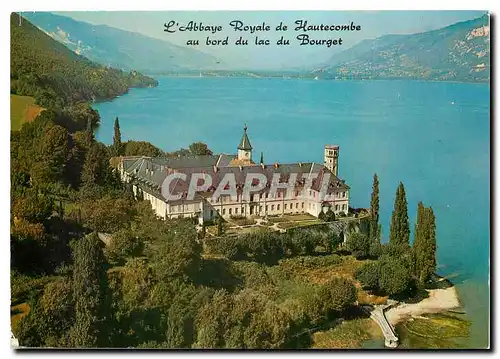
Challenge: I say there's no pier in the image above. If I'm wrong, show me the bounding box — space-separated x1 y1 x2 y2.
362 300 399 348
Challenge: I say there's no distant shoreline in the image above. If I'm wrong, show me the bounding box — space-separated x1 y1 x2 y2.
152 73 489 85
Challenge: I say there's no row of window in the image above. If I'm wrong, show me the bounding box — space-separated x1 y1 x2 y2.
170 203 200 213
208 190 347 203
219 202 303 216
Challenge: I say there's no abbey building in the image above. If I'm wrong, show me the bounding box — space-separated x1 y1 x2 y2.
117 126 350 224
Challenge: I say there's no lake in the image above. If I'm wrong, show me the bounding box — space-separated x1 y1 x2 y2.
94 76 490 349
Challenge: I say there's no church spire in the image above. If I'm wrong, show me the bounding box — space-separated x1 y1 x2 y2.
238 123 252 151
237 124 253 161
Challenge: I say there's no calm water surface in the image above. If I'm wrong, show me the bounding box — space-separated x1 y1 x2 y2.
95 76 490 348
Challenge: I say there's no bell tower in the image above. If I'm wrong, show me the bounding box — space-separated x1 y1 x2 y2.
237 124 253 161
324 144 339 177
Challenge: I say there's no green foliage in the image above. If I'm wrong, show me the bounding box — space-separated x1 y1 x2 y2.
123 140 164 157
112 117 122 157
225 289 294 349
12 189 54 223
345 232 370 259
216 215 224 236
355 262 381 290
231 261 271 289
105 229 144 265
389 182 410 246
378 256 412 296
188 142 213 156
10 13 157 110
324 208 336 222
414 202 437 283
369 173 380 241
320 277 357 313
79 196 135 233
80 142 119 189
369 241 383 259
68 233 109 347
149 221 202 281
165 285 213 348
207 227 342 264
194 289 233 348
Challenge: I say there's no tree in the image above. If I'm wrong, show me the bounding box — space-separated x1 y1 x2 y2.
124 141 163 157
68 233 109 347
330 231 343 252
324 208 336 222
345 232 370 259
194 289 233 348
228 289 293 349
39 277 75 345
165 285 213 348
259 152 264 165
320 277 357 313
36 124 71 184
355 262 381 290
188 142 213 156
105 229 144 264
369 173 380 241
119 258 154 310
12 189 54 223
112 117 122 157
389 182 410 246
79 196 135 233
216 216 224 236
150 221 202 281
414 202 437 283
80 143 104 187
378 257 412 296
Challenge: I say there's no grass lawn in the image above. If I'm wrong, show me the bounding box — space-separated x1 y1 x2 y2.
277 219 322 230
228 217 257 226
312 318 383 349
11 94 43 131
276 254 387 306
281 213 316 221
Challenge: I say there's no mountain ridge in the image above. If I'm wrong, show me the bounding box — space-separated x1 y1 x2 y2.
22 12 223 73
314 14 490 82
11 12 156 121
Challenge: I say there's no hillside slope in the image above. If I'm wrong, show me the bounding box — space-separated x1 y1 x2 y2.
23 12 222 73
11 13 157 110
315 15 490 82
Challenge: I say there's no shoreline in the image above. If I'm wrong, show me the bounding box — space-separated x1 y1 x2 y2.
385 285 462 326
153 73 489 85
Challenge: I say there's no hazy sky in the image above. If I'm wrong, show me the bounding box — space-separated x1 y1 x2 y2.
53 10 486 69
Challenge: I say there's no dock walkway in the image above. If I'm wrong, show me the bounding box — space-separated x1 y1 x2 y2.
362 300 399 348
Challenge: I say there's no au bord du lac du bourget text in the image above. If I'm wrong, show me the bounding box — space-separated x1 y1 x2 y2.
164 20 362 48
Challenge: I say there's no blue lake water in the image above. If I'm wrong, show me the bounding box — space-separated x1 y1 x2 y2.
94 76 490 348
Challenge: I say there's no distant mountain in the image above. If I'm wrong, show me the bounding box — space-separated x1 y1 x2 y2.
314 15 490 82
22 12 223 73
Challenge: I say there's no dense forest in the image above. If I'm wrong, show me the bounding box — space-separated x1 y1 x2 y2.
10 13 437 349
11 13 157 130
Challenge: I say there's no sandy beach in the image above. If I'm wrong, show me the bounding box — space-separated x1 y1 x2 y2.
385 286 462 326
